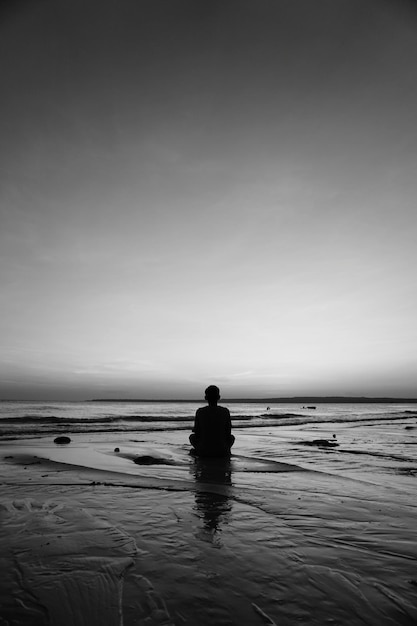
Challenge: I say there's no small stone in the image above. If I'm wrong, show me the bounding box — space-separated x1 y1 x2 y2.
54 436 71 445
134 455 165 465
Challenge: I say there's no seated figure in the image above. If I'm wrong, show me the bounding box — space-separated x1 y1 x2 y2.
189 385 235 457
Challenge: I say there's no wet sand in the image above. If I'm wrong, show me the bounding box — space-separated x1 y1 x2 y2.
1 432 416 625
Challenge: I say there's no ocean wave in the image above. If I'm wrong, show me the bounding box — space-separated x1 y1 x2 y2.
263 410 417 419
0 414 194 424
0 409 416 440
0 411 307 427
0 410 417 440
6 409 415 426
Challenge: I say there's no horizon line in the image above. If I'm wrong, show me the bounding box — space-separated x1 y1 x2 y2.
90 395 417 403
1 395 417 404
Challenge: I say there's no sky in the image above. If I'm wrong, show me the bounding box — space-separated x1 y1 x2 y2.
1 0 417 400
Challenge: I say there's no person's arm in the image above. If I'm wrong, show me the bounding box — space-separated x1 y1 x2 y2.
194 409 201 440
225 408 232 437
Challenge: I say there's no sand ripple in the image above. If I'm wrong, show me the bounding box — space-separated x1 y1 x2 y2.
0 499 136 626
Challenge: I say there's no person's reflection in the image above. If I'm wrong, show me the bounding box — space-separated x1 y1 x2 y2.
192 456 233 539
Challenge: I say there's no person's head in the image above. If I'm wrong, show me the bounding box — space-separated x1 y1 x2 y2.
205 385 220 406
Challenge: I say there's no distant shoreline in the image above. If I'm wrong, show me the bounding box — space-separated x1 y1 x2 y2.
89 396 417 404
1 396 416 404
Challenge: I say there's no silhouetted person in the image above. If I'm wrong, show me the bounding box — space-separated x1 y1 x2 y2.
189 385 235 457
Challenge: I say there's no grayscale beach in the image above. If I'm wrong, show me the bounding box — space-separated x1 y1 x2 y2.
2 1 417 624
1 401 416 625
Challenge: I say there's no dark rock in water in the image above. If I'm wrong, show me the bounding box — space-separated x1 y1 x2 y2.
405 426 414 430
54 436 71 445
304 439 339 448
114 447 120 452
134 455 165 465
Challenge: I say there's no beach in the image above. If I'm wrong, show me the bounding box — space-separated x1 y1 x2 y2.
3 1 417 623
1 402 417 625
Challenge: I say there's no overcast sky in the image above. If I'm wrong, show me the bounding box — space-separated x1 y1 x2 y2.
1 0 417 400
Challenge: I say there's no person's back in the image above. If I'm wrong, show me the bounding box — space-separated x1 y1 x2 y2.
189 385 234 457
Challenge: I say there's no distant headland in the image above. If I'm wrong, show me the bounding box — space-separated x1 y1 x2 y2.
90 396 417 404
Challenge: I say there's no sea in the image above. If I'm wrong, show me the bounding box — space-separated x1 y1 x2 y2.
1 400 416 487
1 399 416 438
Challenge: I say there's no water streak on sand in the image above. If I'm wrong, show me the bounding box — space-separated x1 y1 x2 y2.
0 499 138 626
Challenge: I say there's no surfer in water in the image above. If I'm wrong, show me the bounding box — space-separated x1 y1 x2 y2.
189 385 235 457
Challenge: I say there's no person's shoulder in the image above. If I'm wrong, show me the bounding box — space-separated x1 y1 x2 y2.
196 406 208 415
218 405 230 416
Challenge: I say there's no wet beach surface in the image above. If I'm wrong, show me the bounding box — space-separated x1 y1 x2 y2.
1 423 416 625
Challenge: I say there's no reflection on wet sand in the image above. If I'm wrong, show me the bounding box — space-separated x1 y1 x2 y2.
191 456 233 537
